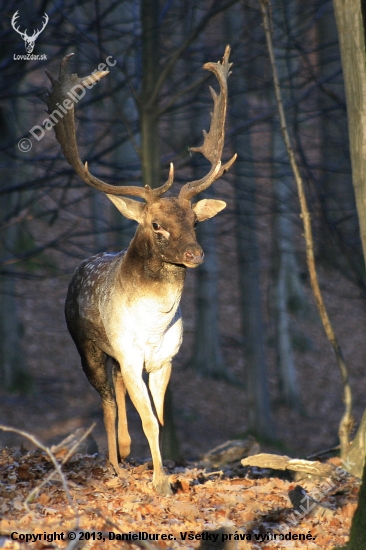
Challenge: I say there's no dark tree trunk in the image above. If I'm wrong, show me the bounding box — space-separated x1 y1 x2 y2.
139 0 181 461
161 385 182 462
190 208 226 379
318 3 363 283
333 0 366 466
0 274 28 391
338 459 366 549
225 0 274 440
235 170 275 439
347 409 366 478
140 0 161 189
0 104 30 391
187 86 227 380
269 0 305 410
227 3 275 439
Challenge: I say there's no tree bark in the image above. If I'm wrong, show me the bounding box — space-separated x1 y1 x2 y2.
271 126 302 410
227 2 275 439
332 0 366 264
139 0 181 461
235 168 275 438
187 63 227 379
270 0 306 410
0 103 29 391
161 385 182 462
190 210 226 379
317 4 362 282
347 409 366 478
332 0 366 471
140 0 161 189
338 460 366 549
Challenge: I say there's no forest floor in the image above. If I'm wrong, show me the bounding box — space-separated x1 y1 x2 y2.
0 223 366 548
0 442 360 549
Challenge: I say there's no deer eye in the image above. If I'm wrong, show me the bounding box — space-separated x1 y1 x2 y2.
152 222 161 231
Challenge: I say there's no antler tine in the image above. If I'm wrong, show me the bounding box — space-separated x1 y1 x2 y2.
39 13 49 32
46 54 151 202
151 162 174 199
11 11 25 38
33 13 49 39
179 45 236 201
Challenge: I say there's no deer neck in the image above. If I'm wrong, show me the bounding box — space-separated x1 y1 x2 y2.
121 227 186 292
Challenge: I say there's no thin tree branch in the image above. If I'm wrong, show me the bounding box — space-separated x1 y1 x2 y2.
0 225 78 268
25 423 96 508
0 425 76 514
158 74 211 117
145 0 240 109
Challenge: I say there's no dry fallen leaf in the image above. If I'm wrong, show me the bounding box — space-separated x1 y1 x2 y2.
0 445 359 550
340 502 357 519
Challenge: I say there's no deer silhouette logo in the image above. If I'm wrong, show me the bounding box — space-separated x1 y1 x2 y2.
11 11 48 54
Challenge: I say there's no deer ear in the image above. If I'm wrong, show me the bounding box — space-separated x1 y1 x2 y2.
193 199 226 222
106 195 145 223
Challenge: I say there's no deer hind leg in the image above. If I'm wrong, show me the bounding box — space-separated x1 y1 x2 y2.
112 361 131 459
121 366 172 496
78 341 119 473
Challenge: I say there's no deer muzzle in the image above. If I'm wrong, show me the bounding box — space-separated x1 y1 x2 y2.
183 248 204 267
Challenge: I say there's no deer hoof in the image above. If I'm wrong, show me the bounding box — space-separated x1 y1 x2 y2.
108 460 127 479
116 466 129 479
154 477 173 496
118 444 131 459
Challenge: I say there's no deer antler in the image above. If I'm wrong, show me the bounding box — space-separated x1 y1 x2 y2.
179 45 237 201
11 11 26 39
34 13 49 39
46 53 174 202
11 11 48 40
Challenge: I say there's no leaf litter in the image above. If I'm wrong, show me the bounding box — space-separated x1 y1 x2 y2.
0 434 360 550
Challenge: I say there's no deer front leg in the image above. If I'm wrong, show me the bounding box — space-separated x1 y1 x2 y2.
121 366 172 496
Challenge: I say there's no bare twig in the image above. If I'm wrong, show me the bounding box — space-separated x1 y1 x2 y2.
0 425 77 515
306 445 340 460
259 0 353 458
0 225 78 268
158 74 211 117
145 0 240 108
25 424 96 507
202 470 224 477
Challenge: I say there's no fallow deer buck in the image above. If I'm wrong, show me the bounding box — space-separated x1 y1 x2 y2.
46 46 236 495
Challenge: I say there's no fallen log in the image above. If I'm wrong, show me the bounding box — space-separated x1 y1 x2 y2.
241 453 336 478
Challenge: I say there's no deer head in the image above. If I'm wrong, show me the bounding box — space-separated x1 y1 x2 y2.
12 11 48 53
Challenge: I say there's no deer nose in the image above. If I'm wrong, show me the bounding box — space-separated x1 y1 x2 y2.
184 248 204 266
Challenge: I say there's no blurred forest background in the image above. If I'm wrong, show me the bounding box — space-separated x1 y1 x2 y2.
1 0 365 463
